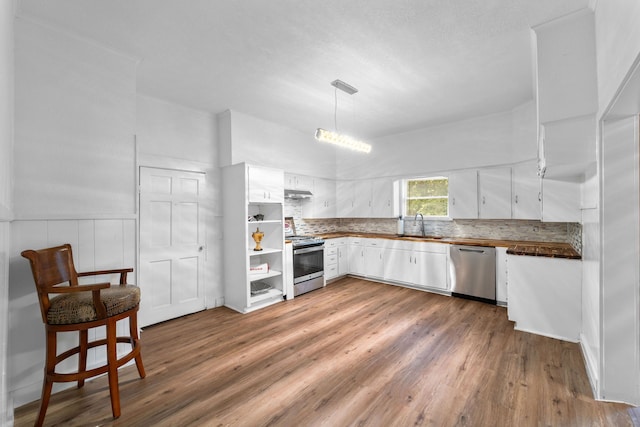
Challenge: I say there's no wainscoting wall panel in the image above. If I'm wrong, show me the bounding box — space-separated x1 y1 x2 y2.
8 218 136 407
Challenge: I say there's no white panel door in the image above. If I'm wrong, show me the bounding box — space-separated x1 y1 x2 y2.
139 167 206 327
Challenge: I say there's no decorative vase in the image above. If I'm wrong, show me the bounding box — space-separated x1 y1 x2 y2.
252 227 264 251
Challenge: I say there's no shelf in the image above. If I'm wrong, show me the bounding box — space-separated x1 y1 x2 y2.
250 288 283 304
248 270 282 281
248 247 281 256
247 220 281 225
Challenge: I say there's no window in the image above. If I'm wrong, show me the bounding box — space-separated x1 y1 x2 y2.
403 176 449 217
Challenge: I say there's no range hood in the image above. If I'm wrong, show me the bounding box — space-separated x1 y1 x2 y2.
284 189 313 199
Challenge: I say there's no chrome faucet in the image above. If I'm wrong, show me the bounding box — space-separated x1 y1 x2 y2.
415 212 425 237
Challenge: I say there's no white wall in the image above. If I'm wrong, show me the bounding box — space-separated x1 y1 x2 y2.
336 105 535 180
14 17 137 219
136 95 223 307
595 0 640 117
600 116 640 403
0 0 14 424
9 18 140 408
592 0 640 405
218 109 337 179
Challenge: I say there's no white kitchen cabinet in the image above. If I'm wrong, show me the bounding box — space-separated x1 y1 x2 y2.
302 177 336 219
541 179 581 222
507 254 581 342
337 180 356 218
448 170 478 219
478 167 512 219
284 173 313 191
353 180 373 217
371 177 398 218
495 247 508 305
512 161 542 220
324 237 348 281
248 164 285 203
348 238 365 276
222 163 285 313
364 239 385 279
383 240 448 291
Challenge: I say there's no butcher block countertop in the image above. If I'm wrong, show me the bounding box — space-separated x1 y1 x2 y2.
315 232 581 260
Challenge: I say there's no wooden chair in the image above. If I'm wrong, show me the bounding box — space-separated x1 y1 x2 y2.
21 244 146 427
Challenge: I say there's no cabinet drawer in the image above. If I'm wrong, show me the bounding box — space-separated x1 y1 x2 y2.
326 255 338 264
326 264 338 279
326 247 338 256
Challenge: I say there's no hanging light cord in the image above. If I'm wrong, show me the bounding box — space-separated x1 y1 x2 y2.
334 86 339 132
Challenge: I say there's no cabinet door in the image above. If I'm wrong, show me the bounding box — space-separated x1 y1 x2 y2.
353 180 373 217
384 248 413 283
364 245 384 279
248 166 284 203
314 178 336 218
449 170 478 219
541 179 581 222
337 244 349 276
478 167 512 219
415 251 448 290
348 240 365 275
512 161 542 220
337 181 356 217
371 178 396 218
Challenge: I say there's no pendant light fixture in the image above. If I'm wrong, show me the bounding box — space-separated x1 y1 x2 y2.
315 79 372 154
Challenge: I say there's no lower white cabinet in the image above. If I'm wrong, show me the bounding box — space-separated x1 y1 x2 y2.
495 247 508 305
364 239 385 279
348 238 365 276
324 237 348 280
507 254 581 342
383 241 448 291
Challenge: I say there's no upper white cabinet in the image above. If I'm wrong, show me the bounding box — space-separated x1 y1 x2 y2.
512 161 541 220
448 170 478 219
248 165 284 203
302 177 336 219
337 180 356 218
478 167 512 219
541 179 581 222
284 173 313 192
535 9 597 180
371 178 398 218
336 178 397 218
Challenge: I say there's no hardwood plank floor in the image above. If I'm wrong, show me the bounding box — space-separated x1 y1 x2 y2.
14 277 636 426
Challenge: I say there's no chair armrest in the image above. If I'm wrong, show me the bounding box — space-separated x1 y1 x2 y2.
48 283 110 318
78 268 134 284
48 282 111 293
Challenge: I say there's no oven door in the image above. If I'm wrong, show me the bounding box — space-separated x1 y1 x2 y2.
293 245 324 284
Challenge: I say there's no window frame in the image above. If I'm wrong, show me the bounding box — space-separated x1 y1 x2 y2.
401 175 450 219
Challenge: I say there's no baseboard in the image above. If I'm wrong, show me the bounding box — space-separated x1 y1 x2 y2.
580 332 600 400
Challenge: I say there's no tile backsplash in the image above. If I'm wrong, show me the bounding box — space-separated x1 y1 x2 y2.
285 199 582 253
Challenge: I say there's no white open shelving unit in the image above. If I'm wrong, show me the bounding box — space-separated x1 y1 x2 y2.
222 163 285 313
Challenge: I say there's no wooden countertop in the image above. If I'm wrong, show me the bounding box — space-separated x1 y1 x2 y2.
315 232 581 259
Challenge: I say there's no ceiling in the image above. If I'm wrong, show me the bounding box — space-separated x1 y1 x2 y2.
17 0 591 139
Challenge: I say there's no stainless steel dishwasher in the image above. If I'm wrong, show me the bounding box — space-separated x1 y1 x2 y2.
449 245 496 304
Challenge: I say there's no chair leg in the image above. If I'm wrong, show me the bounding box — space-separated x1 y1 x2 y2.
78 329 88 388
36 330 57 427
106 318 121 419
129 313 146 379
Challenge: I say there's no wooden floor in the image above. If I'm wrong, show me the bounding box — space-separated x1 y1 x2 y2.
15 277 637 426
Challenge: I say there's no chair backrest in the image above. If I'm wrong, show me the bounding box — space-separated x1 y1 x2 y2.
21 244 79 322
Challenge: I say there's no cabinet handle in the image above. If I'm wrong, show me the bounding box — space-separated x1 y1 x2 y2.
515 195 518 204
538 192 542 202
482 196 486 204
452 197 456 205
